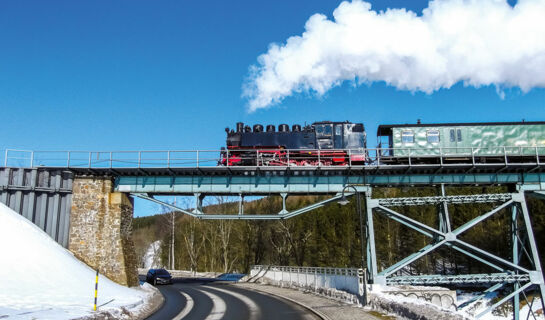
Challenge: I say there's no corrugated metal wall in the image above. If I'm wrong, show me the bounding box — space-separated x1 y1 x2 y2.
0 168 73 247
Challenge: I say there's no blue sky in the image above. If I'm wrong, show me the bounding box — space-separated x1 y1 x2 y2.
1 0 541 216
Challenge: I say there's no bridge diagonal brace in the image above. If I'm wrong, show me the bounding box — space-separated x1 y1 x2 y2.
529 191 545 201
375 204 445 239
132 192 346 220
380 240 446 277
457 283 505 309
449 244 505 272
454 239 530 274
131 193 200 218
453 199 514 236
476 282 533 319
282 193 346 219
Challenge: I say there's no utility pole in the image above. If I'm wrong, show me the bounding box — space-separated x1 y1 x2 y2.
171 197 176 270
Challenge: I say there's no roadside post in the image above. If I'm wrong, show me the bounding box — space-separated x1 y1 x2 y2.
94 269 99 311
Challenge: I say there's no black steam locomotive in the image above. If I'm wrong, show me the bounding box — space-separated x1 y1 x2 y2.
221 121 367 166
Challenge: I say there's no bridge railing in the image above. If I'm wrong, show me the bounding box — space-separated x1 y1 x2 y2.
3 146 545 168
249 265 365 300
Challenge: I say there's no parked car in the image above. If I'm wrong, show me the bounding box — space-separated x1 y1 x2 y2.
216 273 246 282
146 268 172 285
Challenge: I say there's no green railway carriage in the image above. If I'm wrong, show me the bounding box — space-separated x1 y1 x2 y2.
376 121 545 163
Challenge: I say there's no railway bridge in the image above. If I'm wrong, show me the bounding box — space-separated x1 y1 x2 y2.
1 148 545 319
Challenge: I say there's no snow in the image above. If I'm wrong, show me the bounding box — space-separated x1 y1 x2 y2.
371 284 544 320
0 202 155 319
457 291 544 320
142 240 162 269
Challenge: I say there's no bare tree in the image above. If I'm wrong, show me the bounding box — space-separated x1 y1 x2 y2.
182 217 205 274
203 221 220 273
270 221 293 265
159 198 179 270
218 219 237 272
270 220 312 266
282 220 312 266
211 196 239 273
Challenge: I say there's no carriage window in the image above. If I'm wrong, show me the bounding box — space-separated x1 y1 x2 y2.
427 130 440 143
457 129 462 142
401 130 414 144
450 129 455 142
335 125 342 135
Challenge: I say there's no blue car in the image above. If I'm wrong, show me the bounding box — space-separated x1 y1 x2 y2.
216 273 246 282
146 269 173 285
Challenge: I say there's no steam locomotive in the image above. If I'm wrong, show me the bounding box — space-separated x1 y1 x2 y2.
221 121 367 166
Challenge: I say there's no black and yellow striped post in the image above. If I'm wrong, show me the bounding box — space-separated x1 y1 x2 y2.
93 269 99 311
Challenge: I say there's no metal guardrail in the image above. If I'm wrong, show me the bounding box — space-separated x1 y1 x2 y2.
250 265 365 299
251 265 362 277
3 146 545 169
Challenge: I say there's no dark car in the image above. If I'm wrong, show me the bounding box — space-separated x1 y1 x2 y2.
146 268 173 285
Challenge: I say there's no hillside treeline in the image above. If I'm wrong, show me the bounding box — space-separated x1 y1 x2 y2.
133 186 545 275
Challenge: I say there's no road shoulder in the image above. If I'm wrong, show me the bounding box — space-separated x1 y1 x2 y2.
237 282 389 320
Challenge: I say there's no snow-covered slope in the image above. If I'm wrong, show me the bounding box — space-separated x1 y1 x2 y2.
0 202 154 319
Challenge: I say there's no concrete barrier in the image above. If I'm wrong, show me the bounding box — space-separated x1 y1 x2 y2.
382 287 458 311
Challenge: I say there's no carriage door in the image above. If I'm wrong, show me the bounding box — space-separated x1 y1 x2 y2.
334 124 343 149
447 128 463 155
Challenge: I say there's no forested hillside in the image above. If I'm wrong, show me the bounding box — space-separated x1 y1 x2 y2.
133 186 545 275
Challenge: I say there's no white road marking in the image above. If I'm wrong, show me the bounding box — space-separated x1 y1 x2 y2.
204 285 262 320
199 289 227 320
173 291 194 320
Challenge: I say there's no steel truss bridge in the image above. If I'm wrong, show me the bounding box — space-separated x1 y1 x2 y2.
3 148 545 319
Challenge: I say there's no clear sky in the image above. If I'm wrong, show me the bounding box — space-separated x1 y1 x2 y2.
1 0 542 216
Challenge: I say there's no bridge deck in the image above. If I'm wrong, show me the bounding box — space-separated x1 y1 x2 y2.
23 162 545 177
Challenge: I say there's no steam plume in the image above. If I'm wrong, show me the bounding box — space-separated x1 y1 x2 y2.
243 0 545 111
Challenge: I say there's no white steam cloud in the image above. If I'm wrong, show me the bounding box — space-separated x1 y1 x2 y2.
243 0 545 111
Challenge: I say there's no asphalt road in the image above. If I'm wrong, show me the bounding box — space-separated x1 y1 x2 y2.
145 278 319 320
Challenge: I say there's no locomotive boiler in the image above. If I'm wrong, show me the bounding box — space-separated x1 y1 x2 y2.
221 121 367 166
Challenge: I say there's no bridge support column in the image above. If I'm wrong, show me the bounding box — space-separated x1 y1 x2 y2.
68 177 138 287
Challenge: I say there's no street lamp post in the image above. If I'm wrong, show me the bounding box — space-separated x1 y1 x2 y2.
338 185 367 304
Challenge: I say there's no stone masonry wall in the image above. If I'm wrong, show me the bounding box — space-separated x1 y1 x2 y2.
69 177 138 287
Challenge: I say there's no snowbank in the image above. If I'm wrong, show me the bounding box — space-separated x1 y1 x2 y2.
0 202 157 319
457 291 544 320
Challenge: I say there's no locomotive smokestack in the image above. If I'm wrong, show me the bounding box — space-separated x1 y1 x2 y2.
253 124 263 132
278 124 289 132
236 122 244 133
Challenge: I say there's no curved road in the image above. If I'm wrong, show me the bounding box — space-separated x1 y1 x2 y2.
146 278 319 320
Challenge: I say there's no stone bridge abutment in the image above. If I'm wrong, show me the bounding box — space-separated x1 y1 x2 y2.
68 176 138 287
